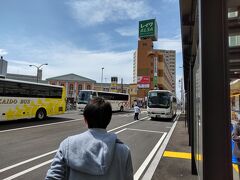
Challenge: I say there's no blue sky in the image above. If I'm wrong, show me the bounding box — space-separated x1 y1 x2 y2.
0 0 183 95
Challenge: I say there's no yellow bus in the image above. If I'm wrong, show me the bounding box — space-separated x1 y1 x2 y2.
0 78 66 121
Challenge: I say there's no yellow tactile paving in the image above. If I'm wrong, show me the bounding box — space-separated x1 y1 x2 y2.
163 151 191 159
163 151 239 173
233 164 239 173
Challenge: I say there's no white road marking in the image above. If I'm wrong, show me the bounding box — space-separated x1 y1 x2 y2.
3 160 53 180
117 111 147 117
0 116 148 176
2 128 128 180
108 116 148 132
0 112 147 133
134 132 167 180
141 114 180 180
0 150 57 173
0 118 84 133
126 128 166 134
114 128 127 134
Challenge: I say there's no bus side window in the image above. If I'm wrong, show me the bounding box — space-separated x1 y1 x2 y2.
92 92 97 97
0 81 4 96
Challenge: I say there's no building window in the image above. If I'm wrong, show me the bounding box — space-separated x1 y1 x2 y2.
229 35 240 47
158 70 163 76
228 11 238 18
78 84 82 93
69 84 74 96
87 85 91 90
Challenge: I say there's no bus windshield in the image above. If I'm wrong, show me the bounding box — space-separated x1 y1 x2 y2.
148 92 171 108
78 91 92 104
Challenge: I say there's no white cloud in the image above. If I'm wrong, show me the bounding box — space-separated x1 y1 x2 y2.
6 40 134 83
0 49 8 55
154 36 182 53
115 27 137 37
67 0 152 26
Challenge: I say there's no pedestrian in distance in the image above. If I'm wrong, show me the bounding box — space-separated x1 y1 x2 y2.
134 104 141 120
45 97 133 180
232 112 240 178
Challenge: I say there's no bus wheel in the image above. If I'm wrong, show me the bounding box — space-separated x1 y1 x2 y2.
36 108 46 120
120 106 124 112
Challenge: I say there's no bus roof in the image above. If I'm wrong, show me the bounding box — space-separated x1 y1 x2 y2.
0 78 63 88
79 90 129 95
148 90 173 93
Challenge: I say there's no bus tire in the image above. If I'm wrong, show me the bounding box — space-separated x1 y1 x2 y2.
120 106 124 112
36 108 46 120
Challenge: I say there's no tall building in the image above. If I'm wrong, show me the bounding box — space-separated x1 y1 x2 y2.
133 19 176 101
159 50 176 94
134 38 174 99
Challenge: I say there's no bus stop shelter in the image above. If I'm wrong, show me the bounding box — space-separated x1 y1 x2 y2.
179 0 240 179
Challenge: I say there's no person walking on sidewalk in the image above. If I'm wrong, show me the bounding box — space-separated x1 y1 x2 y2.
46 97 133 180
232 112 240 177
134 104 141 120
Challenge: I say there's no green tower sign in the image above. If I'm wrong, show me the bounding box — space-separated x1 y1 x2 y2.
139 19 158 41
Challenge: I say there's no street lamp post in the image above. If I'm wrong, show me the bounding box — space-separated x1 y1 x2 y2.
101 67 104 91
179 66 184 113
29 63 48 83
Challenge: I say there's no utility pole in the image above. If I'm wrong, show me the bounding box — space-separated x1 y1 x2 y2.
101 67 104 91
121 78 123 93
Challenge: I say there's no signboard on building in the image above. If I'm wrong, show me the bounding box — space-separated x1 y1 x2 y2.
138 84 150 89
111 76 118 92
139 19 158 41
137 76 150 84
137 76 150 89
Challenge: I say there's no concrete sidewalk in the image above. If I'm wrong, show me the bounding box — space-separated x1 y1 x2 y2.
152 114 198 180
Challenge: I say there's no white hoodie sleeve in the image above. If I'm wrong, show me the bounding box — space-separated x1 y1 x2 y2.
45 139 68 180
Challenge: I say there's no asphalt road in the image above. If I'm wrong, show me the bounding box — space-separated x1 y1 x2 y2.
0 110 178 180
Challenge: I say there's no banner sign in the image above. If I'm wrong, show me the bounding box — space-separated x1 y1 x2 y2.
137 76 150 84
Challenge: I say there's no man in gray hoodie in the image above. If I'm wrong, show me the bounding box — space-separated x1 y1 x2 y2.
45 97 133 180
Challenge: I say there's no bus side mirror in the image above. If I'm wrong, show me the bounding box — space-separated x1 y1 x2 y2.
90 95 93 99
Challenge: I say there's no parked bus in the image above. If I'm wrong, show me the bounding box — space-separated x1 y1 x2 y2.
147 90 177 119
77 90 130 112
0 78 66 121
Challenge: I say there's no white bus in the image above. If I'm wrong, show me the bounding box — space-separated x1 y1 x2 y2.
77 90 130 112
0 78 66 121
147 90 177 119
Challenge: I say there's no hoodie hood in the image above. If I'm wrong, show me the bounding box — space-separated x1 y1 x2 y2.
66 129 117 175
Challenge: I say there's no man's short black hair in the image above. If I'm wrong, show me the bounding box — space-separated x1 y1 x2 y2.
83 97 112 129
